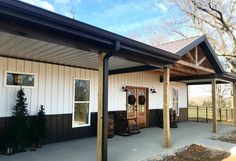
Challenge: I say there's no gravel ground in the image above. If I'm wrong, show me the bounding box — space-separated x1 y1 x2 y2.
147 144 230 161
218 130 236 143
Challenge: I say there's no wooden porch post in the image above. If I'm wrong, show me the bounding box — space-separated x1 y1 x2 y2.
163 67 170 148
97 53 104 161
212 79 217 133
233 82 236 126
97 53 109 161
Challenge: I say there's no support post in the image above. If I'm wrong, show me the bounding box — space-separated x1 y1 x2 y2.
226 108 228 121
97 53 109 161
197 106 199 122
212 79 217 133
97 53 104 161
96 40 119 161
163 67 170 148
233 82 236 126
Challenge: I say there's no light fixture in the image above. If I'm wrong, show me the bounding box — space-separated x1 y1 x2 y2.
122 85 128 92
150 88 156 93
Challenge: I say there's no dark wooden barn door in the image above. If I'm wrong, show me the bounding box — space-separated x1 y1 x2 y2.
126 87 148 128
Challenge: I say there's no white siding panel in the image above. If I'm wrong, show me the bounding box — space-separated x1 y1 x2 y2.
38 63 46 111
7 58 17 116
23 60 32 114
31 62 39 115
69 67 76 114
58 66 64 114
93 71 98 113
63 66 70 113
170 82 188 108
108 72 160 111
51 65 59 114
89 70 96 112
0 56 187 118
159 82 188 109
45 64 52 115
0 57 7 117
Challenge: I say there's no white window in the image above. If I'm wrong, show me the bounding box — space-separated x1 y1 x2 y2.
73 78 91 127
5 71 36 88
172 88 179 115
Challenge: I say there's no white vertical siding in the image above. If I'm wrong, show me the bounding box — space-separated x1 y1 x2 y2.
108 71 160 111
0 56 187 117
63 66 70 114
37 63 46 112
24 60 32 114
7 59 17 116
31 62 39 114
0 57 98 117
0 57 7 117
44 64 52 115
159 82 188 109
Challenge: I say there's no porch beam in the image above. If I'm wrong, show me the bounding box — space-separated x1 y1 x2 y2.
163 67 170 148
212 79 218 133
177 60 215 73
233 82 236 126
109 65 159 75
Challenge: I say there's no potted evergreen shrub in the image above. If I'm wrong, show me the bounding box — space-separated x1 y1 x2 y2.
29 105 47 151
9 87 29 153
5 128 14 155
0 127 14 155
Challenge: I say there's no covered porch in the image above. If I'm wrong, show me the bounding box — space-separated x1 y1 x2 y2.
0 122 235 161
0 1 236 161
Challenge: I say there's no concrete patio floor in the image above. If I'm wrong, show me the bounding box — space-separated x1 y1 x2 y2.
0 122 235 161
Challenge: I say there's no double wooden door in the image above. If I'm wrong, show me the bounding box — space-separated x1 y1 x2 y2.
126 87 148 128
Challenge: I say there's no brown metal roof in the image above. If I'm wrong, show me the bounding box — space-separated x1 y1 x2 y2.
157 36 201 55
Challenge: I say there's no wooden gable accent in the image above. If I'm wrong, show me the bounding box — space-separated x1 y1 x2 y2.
169 45 215 77
154 45 216 78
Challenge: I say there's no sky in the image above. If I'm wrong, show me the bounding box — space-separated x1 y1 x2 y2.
19 0 212 97
20 0 197 44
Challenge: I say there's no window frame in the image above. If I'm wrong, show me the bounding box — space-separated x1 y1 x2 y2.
4 71 36 88
172 87 179 116
72 78 91 128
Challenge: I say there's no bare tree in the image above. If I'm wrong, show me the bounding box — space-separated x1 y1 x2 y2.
190 84 231 109
169 0 236 72
143 23 169 46
217 84 231 108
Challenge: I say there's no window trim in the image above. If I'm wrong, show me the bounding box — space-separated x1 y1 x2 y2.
72 78 91 128
4 71 36 88
172 87 179 116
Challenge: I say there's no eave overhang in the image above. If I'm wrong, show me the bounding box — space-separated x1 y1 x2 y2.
0 0 180 67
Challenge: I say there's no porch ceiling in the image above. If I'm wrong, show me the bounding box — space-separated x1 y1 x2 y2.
0 31 144 70
0 0 181 70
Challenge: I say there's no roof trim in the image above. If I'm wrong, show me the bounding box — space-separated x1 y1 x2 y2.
164 72 236 83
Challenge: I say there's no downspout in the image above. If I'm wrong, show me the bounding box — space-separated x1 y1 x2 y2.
102 41 120 161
